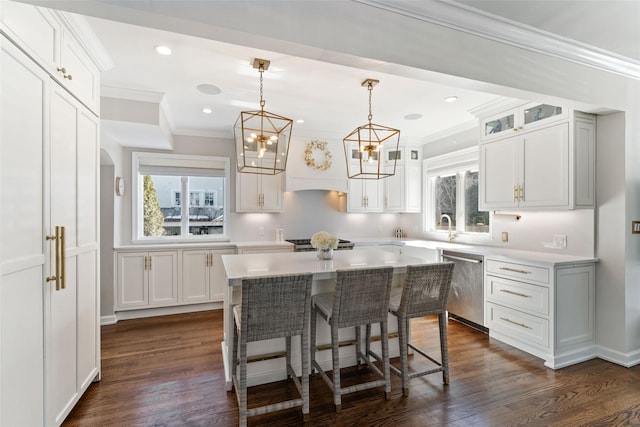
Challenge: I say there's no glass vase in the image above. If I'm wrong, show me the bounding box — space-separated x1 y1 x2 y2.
317 248 333 260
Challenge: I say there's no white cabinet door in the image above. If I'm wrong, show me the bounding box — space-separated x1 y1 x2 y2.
60 30 100 113
117 252 148 308
48 85 81 426
384 165 404 212
182 249 211 303
236 172 283 212
519 123 568 208
479 137 519 210
348 178 382 212
0 38 47 426
148 251 178 305
405 164 422 212
0 1 61 73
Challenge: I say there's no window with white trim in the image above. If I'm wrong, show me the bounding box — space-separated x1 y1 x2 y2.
424 148 490 234
133 152 230 241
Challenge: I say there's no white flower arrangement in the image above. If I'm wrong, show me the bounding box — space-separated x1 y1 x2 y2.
311 231 338 250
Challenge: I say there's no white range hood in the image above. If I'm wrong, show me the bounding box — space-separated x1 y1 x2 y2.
285 137 348 192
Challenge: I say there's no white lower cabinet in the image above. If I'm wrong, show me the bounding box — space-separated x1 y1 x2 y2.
182 248 235 303
485 257 595 369
116 251 178 309
116 246 237 312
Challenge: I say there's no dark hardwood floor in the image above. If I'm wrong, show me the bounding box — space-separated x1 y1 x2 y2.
63 310 640 426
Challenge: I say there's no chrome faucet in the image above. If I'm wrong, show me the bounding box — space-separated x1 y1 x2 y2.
440 214 455 243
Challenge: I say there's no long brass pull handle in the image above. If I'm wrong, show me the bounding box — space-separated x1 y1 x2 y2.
46 226 64 290
144 256 148 271
499 267 531 274
513 185 518 202
500 289 531 298
519 185 524 201
500 317 532 329
149 256 152 270
46 232 58 287
59 226 65 290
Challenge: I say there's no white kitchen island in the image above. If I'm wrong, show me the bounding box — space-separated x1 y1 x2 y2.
221 249 426 390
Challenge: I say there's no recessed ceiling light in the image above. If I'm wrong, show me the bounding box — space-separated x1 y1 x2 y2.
197 84 222 95
404 113 422 120
154 45 172 56
444 96 458 103
202 108 213 114
296 119 305 124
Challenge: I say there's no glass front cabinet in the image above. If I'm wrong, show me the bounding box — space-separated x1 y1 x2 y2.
480 102 567 141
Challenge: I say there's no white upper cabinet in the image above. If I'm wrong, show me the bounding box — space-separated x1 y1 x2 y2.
383 144 422 213
347 174 383 212
480 102 568 142
476 101 595 211
0 0 104 113
236 168 283 212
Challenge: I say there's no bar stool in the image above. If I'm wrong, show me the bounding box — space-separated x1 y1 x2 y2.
367 262 454 396
310 267 394 412
231 273 313 426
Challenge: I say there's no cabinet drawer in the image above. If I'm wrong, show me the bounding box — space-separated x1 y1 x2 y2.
486 259 549 283
486 275 549 316
486 302 549 348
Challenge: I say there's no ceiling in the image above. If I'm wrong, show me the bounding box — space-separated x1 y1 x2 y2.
88 15 502 145
53 0 639 149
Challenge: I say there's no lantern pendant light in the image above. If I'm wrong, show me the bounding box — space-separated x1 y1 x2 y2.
234 58 293 175
343 78 400 179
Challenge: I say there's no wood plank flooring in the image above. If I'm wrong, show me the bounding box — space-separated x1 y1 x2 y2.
63 310 640 426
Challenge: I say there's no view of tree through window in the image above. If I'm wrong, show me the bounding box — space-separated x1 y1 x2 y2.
143 175 165 237
435 175 457 230
431 169 489 234
464 171 489 233
142 175 224 237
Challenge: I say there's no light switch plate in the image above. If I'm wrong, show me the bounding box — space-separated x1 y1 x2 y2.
501 232 508 242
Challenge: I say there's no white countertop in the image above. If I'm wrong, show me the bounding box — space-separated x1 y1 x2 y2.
221 249 425 284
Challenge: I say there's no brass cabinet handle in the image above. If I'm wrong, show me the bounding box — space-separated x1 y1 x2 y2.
45 226 65 290
149 256 152 270
519 185 524 201
144 256 148 271
500 289 531 298
513 185 518 202
500 317 532 329
499 267 531 274
64 74 73 80
57 67 66 74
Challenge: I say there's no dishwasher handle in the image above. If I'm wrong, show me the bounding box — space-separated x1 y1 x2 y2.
442 253 483 264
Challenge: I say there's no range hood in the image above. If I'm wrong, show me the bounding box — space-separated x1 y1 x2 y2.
285 138 348 192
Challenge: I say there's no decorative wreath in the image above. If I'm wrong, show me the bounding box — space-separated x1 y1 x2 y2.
304 140 332 171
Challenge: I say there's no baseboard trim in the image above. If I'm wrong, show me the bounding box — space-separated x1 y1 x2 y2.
113 302 223 323
100 315 117 326
597 345 640 368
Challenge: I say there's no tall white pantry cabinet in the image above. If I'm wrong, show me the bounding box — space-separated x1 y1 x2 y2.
0 2 108 426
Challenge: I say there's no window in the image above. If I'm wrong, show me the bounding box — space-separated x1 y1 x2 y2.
425 148 490 234
133 152 229 242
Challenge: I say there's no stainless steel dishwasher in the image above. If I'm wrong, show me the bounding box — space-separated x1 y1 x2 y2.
441 250 487 332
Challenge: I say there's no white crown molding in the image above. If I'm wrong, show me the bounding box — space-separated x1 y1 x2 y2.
355 0 640 80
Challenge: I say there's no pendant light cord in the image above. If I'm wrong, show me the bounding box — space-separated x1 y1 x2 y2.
368 81 373 124
259 64 265 111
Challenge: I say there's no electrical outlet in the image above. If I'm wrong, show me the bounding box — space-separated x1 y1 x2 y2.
553 234 567 248
258 226 264 236
501 232 508 242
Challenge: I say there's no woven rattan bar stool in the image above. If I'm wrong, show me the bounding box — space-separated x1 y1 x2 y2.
231 273 313 426
310 267 394 412
367 262 454 396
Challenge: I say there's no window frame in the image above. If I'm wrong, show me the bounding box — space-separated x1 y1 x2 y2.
423 147 492 239
132 152 230 243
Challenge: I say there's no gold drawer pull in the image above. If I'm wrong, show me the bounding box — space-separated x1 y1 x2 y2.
500 317 532 329
499 267 531 274
500 289 531 298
